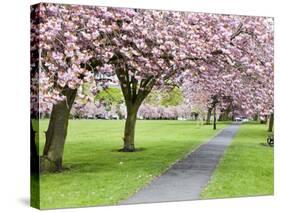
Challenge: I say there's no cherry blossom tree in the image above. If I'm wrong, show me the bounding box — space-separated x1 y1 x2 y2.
31 2 274 171
31 3 126 171
180 14 273 130
102 11 271 151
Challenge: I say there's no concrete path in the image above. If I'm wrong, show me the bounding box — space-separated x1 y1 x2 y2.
121 123 240 205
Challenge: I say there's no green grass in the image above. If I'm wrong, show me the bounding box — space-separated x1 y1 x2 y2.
201 122 274 199
36 119 228 209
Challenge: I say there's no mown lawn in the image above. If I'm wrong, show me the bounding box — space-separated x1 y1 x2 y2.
35 119 228 209
201 122 274 199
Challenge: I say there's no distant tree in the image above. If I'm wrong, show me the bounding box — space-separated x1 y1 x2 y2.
160 87 183 107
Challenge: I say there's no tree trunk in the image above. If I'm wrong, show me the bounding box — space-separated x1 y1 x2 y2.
253 113 259 121
194 113 199 121
115 67 155 152
121 104 138 152
268 113 274 132
205 107 212 125
213 105 217 130
40 88 77 173
218 109 230 121
31 120 39 174
260 115 268 124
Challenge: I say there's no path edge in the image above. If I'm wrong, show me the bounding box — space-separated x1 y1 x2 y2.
118 123 230 205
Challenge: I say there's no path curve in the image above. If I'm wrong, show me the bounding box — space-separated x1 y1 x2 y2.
121 123 240 205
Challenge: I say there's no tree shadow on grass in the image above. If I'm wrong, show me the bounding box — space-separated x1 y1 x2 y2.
114 147 147 152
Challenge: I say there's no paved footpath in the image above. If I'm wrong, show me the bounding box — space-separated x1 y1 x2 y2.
121 123 240 205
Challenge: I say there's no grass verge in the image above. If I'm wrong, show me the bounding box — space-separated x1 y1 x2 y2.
201 122 274 199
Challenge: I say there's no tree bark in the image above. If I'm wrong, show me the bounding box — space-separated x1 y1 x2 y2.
268 113 274 132
115 67 155 152
122 104 138 152
31 120 39 174
205 107 212 125
40 88 77 173
213 104 217 130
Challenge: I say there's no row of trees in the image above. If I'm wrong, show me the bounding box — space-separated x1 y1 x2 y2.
73 101 190 120
31 3 273 172
42 85 272 122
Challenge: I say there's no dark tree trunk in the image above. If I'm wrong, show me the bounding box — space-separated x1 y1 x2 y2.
253 113 259 121
268 113 274 132
40 88 77 173
260 115 268 124
218 107 231 121
31 120 39 174
122 104 138 152
213 105 217 130
265 115 268 123
205 107 212 125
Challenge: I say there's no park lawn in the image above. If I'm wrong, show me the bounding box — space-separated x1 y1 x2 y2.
201 122 274 199
36 119 228 209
